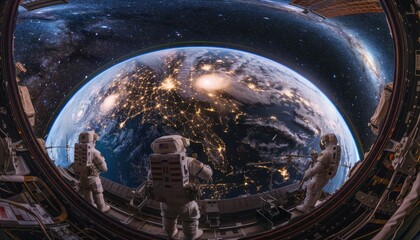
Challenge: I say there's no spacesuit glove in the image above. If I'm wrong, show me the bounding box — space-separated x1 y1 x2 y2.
304 169 312 179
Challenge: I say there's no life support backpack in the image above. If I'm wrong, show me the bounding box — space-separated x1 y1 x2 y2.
73 142 95 176
326 145 341 179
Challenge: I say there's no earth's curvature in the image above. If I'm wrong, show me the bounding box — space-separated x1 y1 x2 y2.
47 46 360 199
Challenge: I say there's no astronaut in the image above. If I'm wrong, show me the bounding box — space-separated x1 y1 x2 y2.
73 131 110 213
148 135 213 240
296 133 341 213
369 82 393 135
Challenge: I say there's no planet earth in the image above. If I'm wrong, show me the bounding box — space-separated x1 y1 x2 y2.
46 46 360 199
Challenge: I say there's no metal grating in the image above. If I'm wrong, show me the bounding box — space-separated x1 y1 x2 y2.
290 0 383 18
20 0 69 11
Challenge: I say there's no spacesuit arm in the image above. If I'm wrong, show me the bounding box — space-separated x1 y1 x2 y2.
189 158 213 182
199 164 213 182
93 150 107 172
304 152 329 179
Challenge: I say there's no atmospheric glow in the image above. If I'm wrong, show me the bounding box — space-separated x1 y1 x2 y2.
195 73 230 91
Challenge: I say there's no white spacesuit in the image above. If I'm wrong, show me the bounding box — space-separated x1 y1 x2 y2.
296 133 341 213
73 131 110 213
369 82 393 135
148 135 213 240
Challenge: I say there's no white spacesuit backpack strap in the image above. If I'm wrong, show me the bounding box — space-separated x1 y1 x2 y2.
149 135 190 203
326 144 341 179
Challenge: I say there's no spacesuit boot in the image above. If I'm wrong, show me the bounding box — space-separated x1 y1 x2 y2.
295 190 318 213
82 189 96 207
182 219 203 240
193 229 203 240
163 217 178 239
93 193 110 212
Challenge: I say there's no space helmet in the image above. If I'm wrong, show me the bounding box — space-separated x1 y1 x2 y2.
320 133 338 150
78 131 99 144
151 135 190 154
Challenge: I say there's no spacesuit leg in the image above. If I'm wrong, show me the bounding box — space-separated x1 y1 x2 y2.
161 203 179 239
91 177 110 213
80 177 96 207
180 201 202 240
296 177 328 213
83 189 96 207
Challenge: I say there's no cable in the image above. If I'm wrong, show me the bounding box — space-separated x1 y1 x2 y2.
4 230 20 240
1 139 12 175
372 172 420 240
48 227 57 240
325 210 369 240
0 127 9 138
391 218 404 240
351 228 380 240
0 199 53 240
389 200 420 240
0 185 16 194
343 156 403 239
74 228 111 240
